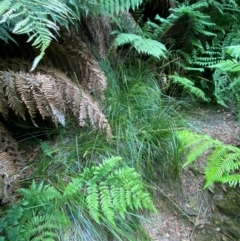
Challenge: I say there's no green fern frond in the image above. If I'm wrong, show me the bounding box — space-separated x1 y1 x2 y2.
63 177 84 196
0 181 69 241
99 182 115 224
209 59 240 72
114 33 167 58
67 156 156 225
168 73 208 101
219 174 240 187
0 0 11 15
18 181 62 205
0 24 17 44
1 156 155 239
27 215 59 241
86 183 100 223
0 0 75 70
99 0 143 14
178 130 240 188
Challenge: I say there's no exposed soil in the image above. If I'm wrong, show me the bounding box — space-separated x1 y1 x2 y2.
143 104 240 241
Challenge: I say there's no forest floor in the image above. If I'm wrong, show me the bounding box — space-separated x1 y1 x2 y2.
143 104 240 241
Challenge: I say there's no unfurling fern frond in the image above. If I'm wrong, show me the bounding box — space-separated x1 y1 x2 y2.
114 33 167 58
178 130 240 188
168 73 209 101
0 70 111 136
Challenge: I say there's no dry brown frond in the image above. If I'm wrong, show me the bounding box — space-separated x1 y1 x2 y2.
43 29 108 101
0 70 111 136
0 123 25 203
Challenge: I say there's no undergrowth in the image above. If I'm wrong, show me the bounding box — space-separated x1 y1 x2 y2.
0 156 155 241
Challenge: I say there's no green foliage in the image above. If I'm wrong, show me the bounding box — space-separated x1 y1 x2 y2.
0 0 75 70
178 130 240 188
212 69 232 106
99 0 143 14
0 0 144 70
64 156 156 225
102 60 181 179
1 156 155 241
209 44 240 115
114 33 167 58
168 73 209 101
0 181 67 241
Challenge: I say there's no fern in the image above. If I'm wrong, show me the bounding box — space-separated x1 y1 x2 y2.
0 0 75 70
98 0 143 14
0 70 111 136
209 44 240 114
211 69 232 106
69 156 157 225
178 130 240 188
0 181 68 241
0 156 155 240
168 73 209 101
209 59 240 72
0 0 144 69
114 33 167 58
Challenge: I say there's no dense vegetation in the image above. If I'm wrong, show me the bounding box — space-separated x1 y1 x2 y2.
0 0 240 240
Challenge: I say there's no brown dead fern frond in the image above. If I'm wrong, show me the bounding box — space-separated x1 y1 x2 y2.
0 70 111 136
0 123 25 203
0 152 19 202
43 29 108 101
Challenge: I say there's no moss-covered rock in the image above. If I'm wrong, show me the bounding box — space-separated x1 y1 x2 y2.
213 189 240 218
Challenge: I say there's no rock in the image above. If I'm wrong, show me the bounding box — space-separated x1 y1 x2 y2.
219 219 240 239
212 213 240 239
192 225 221 241
213 189 240 218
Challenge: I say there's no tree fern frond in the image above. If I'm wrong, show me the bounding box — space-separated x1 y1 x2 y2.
0 70 111 136
0 0 11 16
47 31 108 101
0 123 25 203
0 24 17 44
